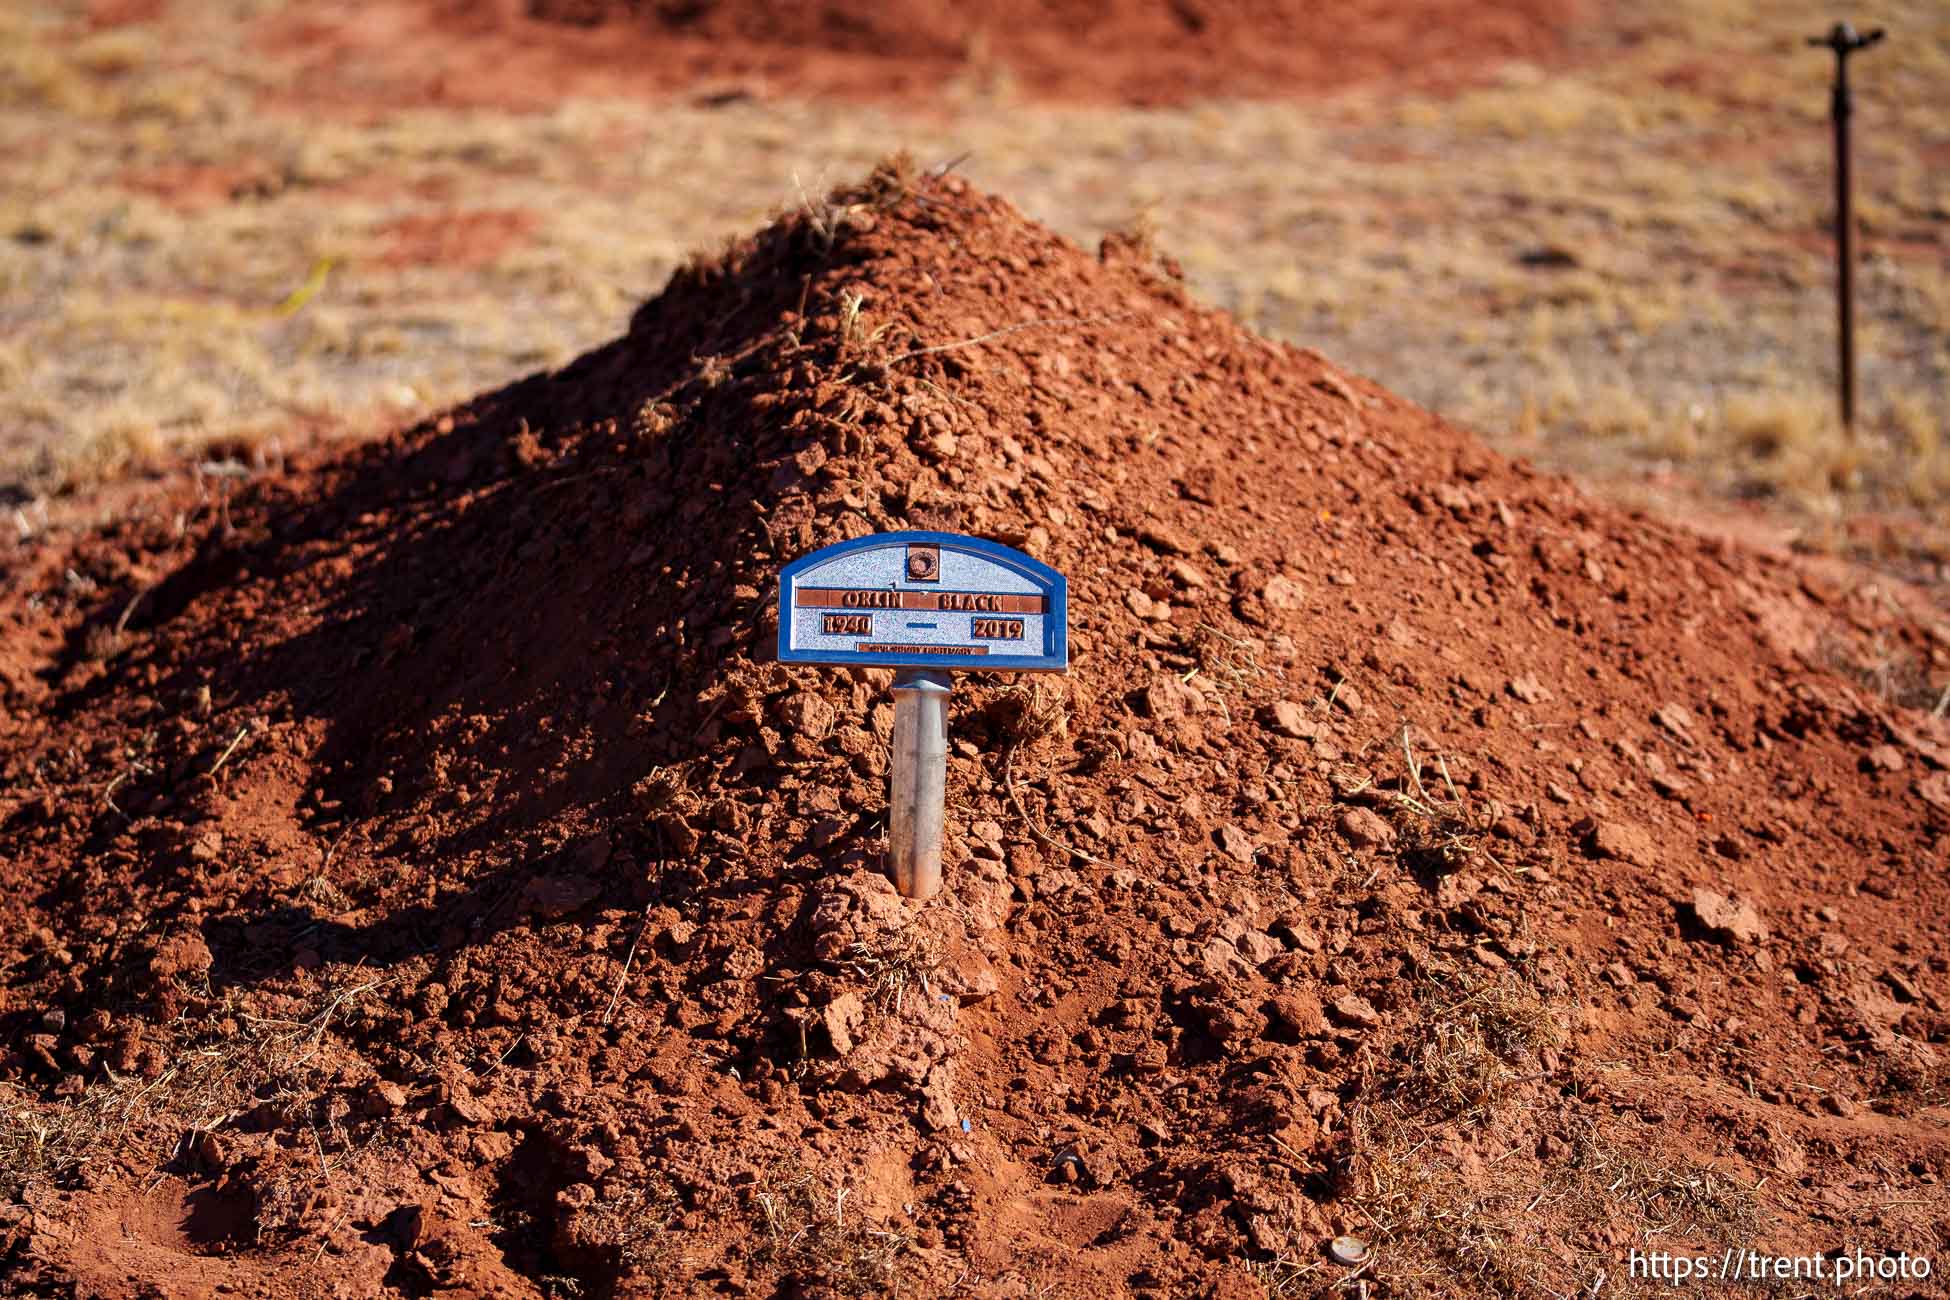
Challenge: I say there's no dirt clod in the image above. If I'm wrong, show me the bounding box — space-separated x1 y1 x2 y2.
1337 806 1396 850
1690 887 1768 945
1587 819 1657 868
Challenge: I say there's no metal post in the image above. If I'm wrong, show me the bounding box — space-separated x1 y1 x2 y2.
888 669 951 900
1809 21 1885 436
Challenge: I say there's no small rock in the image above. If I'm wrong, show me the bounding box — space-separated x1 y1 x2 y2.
1268 992 1325 1037
1506 676 1551 704
364 1080 410 1116
1328 1235 1371 1266
1179 464 1223 505
1864 744 1905 773
1588 820 1657 868
1545 782 1575 805
779 691 835 735
1260 576 1305 610
1649 773 1691 799
1236 931 1282 965
1273 914 1322 952
1216 823 1257 864
1883 969 1924 1003
1199 938 1249 980
1168 559 1208 589
1690 888 1767 944
1331 682 1363 714
1262 701 1314 740
938 947 999 1004
1653 703 1696 741
1137 521 1194 556
822 992 867 1057
1138 678 1198 723
443 1086 492 1127
1920 772 1950 814
1336 807 1395 851
1329 995 1381 1029
919 1070 960 1132
524 874 599 919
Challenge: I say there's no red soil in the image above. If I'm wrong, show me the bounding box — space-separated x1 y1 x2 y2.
371 209 541 271
3 163 1947 1297
247 0 1585 111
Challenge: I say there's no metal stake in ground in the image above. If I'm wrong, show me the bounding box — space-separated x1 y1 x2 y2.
778 532 1069 901
1808 20 1885 436
888 669 951 899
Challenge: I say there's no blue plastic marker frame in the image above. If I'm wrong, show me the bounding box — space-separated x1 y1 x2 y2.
777 531 1068 673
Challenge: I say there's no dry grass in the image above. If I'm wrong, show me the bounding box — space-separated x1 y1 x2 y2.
1380 973 1563 1123
1336 972 1766 1297
1 0 1946 545
1555 1117 1759 1240
1816 630 1945 712
748 1163 912 1295
578 1175 685 1278
843 925 944 1016
1387 725 1502 880
0 973 394 1204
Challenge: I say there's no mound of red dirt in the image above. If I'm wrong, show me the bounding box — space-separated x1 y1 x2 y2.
3 161 1948 1297
253 0 1583 110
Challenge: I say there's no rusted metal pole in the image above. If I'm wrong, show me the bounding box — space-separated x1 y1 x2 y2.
1809 21 1885 436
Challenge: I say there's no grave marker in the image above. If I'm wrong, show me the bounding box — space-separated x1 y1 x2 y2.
779 532 1069 899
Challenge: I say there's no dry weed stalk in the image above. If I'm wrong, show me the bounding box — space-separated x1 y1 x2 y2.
750 1163 912 1294
1391 724 1502 877
844 925 943 1016
1 974 396 1202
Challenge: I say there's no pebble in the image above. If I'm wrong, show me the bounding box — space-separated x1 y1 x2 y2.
1336 807 1395 850
1328 994 1381 1029
1588 819 1657 868
1690 888 1767 944
1328 1235 1370 1265
1168 559 1207 588
1261 700 1313 740
1506 675 1550 704
1653 703 1697 741
1864 744 1904 772
365 1080 410 1116
1215 823 1256 864
1137 522 1195 556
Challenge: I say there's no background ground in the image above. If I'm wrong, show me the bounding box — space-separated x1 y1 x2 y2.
3 0 1946 548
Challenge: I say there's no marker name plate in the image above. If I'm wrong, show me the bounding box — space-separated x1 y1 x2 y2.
778 531 1068 672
